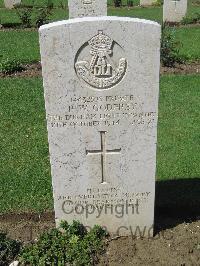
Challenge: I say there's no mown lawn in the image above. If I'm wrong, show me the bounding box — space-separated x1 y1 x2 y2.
174 27 200 61
0 26 200 63
0 30 40 63
0 77 53 213
0 0 139 8
157 74 200 180
0 75 199 213
0 2 200 24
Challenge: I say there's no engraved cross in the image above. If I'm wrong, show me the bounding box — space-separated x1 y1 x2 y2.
86 131 121 184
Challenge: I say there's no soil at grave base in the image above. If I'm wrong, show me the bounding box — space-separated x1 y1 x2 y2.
98 219 200 266
0 212 199 265
0 61 200 79
0 63 42 79
160 61 200 75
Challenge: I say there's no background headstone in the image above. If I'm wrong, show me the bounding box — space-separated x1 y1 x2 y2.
163 0 188 22
140 0 154 6
39 16 161 237
4 0 21 9
68 0 107 19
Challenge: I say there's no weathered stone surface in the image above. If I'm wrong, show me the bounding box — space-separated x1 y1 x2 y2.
140 0 154 6
163 0 188 22
9 261 19 266
68 0 107 19
4 0 21 9
39 17 161 237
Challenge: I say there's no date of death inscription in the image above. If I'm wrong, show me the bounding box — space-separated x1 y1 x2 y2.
48 94 156 128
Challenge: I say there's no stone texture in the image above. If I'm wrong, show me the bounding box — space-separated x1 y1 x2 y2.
4 0 21 9
140 0 154 6
39 17 161 237
9 261 19 266
163 0 188 22
68 0 107 19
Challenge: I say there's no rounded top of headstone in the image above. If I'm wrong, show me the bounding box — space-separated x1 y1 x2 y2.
39 16 160 31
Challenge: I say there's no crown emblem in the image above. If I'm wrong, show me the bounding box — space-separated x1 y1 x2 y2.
88 31 112 55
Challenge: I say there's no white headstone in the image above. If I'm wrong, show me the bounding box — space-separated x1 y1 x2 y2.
39 16 161 237
68 0 107 19
163 0 188 22
140 0 154 6
4 0 21 9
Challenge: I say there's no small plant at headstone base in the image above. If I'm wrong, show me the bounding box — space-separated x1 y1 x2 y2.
15 6 33 28
0 232 21 266
113 0 122 7
160 24 185 67
34 7 52 28
18 220 107 265
181 12 200 25
0 58 24 75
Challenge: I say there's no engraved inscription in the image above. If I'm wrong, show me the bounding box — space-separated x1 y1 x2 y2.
80 0 95 17
47 94 156 129
58 188 151 207
75 31 127 89
86 131 121 184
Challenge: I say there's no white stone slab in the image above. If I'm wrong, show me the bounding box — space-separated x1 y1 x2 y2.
9 261 19 266
163 0 188 22
39 16 161 237
140 0 154 6
68 0 107 19
4 0 21 9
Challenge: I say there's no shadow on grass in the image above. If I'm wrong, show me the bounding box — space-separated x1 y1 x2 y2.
155 177 200 233
1 23 22 28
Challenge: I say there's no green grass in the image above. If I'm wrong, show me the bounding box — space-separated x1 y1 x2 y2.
0 30 40 63
0 0 200 214
0 75 200 213
0 0 199 8
157 74 200 180
0 25 199 64
0 77 53 213
0 2 200 64
0 8 20 24
0 0 63 8
0 0 139 8
174 27 200 61
0 7 68 25
109 6 163 22
1 2 200 25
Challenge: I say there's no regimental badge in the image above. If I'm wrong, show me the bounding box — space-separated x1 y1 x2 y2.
75 31 127 89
